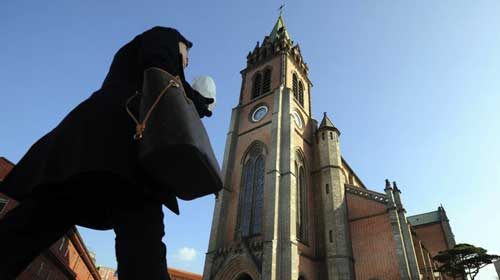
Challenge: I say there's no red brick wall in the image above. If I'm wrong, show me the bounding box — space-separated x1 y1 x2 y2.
17 255 72 280
0 157 16 216
413 223 449 257
98 267 119 280
413 223 455 279
0 157 14 180
347 193 401 280
241 56 282 105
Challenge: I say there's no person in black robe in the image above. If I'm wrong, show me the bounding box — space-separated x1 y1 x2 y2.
0 26 213 280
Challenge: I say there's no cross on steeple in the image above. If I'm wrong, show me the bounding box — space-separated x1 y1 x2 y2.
278 3 285 16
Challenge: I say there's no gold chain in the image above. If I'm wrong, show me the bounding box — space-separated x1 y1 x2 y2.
126 79 180 140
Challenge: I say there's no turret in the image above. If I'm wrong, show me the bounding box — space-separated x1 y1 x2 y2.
316 112 354 279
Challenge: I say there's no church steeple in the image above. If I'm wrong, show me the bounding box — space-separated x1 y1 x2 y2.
245 15 299 71
204 14 317 280
268 14 291 43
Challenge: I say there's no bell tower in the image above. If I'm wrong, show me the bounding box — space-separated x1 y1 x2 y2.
203 15 350 280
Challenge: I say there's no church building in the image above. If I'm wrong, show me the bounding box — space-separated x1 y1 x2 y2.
202 15 456 280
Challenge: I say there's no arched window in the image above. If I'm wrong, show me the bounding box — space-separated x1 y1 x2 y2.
239 159 255 236
298 81 304 106
252 73 262 98
251 155 265 235
262 68 271 93
237 144 266 237
296 153 308 243
292 73 298 98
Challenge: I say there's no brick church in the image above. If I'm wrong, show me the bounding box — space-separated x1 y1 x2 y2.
202 15 456 280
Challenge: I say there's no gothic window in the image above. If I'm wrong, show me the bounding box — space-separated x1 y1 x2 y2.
239 159 255 236
262 68 271 93
251 155 265 235
252 73 263 98
298 81 304 106
237 144 266 237
295 153 308 243
292 73 298 98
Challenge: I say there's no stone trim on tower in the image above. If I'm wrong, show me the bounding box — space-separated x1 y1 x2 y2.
384 180 414 280
203 107 241 279
391 182 421 279
345 184 388 204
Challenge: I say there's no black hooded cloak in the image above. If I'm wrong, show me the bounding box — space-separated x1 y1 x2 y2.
0 27 196 229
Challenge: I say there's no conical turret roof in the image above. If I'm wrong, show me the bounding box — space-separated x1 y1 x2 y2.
319 112 335 129
319 112 340 134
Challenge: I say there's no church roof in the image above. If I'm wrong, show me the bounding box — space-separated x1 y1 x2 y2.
407 211 441 226
319 112 336 129
268 15 291 43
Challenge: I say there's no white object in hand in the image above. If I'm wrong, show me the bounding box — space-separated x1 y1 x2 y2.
192 76 216 112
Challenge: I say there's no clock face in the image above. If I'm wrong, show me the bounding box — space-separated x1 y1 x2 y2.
292 111 303 129
252 106 268 122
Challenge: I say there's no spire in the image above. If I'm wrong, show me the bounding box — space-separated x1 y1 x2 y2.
319 112 341 135
268 14 291 43
319 112 335 129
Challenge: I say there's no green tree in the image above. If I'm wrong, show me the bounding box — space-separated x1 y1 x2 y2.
433 243 499 280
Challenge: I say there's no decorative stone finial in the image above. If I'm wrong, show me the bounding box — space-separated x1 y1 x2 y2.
254 41 260 49
385 179 391 190
392 181 401 193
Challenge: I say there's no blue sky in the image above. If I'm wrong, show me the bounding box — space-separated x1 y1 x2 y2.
1 0 499 278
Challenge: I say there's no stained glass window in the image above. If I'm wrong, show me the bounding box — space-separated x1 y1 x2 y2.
237 144 266 237
296 156 308 243
251 155 265 235
240 159 255 236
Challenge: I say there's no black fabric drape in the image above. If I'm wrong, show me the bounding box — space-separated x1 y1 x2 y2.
0 26 194 230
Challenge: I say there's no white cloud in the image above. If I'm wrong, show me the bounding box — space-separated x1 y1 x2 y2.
175 247 198 262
